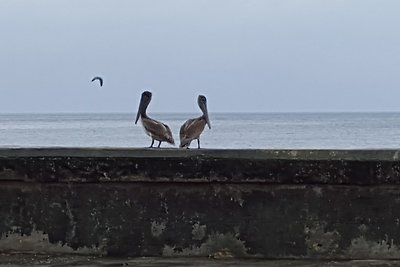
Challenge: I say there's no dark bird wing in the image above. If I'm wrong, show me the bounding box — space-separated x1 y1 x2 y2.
91 76 103 86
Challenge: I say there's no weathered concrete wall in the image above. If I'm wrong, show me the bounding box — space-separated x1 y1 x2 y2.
0 148 400 259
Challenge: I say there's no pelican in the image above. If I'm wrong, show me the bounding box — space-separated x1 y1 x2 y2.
135 91 175 148
91 76 103 87
179 95 211 149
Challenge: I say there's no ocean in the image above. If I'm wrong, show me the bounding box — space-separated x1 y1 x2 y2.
0 112 399 149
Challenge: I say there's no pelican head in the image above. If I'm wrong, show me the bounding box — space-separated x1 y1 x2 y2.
135 91 152 124
198 95 211 129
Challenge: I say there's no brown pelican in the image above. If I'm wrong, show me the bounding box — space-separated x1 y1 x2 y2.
179 95 211 149
91 76 103 87
135 91 175 148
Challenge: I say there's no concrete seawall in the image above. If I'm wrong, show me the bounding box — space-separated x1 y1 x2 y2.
1 148 400 259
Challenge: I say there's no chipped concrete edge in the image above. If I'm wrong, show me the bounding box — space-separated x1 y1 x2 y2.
162 232 249 258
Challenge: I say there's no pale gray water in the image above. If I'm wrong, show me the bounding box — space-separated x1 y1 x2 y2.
0 113 399 149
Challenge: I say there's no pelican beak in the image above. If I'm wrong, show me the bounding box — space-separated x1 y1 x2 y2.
202 103 211 129
135 96 145 124
205 110 211 129
135 110 140 124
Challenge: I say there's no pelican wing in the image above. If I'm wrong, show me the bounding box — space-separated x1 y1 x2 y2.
179 117 206 147
141 117 175 144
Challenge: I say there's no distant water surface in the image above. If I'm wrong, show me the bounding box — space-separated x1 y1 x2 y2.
0 113 399 149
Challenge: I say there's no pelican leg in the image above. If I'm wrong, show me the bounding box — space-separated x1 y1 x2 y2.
157 141 162 148
197 139 201 149
149 139 155 148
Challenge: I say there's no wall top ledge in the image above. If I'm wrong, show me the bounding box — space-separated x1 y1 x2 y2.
0 147 400 161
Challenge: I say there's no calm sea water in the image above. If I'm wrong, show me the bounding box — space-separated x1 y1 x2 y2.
0 113 399 149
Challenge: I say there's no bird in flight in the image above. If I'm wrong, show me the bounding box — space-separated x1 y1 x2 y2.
91 76 103 87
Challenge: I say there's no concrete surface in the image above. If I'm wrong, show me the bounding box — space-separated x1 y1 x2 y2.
1 148 400 259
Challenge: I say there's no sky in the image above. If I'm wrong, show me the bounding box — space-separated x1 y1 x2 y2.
0 0 399 113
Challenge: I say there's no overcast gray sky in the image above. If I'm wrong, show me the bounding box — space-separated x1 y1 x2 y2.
0 0 399 113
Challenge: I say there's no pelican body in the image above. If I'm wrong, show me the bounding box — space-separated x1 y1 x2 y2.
179 95 211 149
135 91 175 148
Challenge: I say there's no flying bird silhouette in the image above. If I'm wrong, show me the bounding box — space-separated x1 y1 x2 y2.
91 76 103 87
